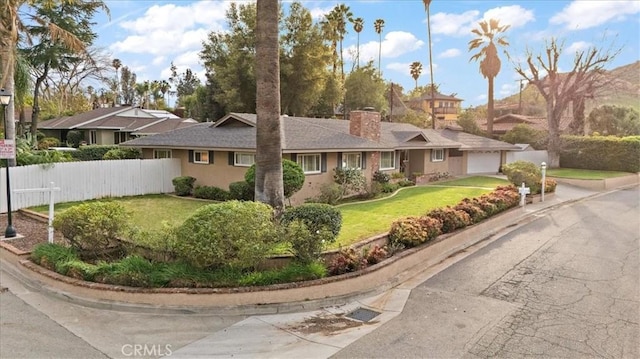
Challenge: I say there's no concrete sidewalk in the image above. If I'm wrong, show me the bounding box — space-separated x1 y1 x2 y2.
0 183 611 358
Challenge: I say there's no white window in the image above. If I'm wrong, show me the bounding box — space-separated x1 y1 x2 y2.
298 154 321 174
194 151 209 164
380 151 395 170
234 152 255 167
153 149 171 159
431 149 444 162
89 130 97 144
343 152 362 169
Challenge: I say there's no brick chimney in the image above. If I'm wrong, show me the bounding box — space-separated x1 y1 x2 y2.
349 110 381 175
349 110 381 142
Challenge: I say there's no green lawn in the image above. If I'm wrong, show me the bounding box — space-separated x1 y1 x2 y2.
29 194 214 232
30 176 509 249
335 186 493 247
546 168 632 180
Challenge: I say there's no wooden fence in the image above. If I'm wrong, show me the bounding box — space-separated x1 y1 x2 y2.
0 159 181 213
506 150 549 166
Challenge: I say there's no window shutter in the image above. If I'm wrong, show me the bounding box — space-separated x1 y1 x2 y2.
430 150 434 162
443 149 447 161
228 152 234 165
209 151 215 164
337 152 343 169
361 152 367 169
321 153 327 173
188 150 194 163
395 151 399 169
290 153 297 162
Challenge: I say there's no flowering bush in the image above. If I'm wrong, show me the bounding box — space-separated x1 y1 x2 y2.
364 245 388 265
454 199 487 224
328 248 367 275
388 216 442 248
425 207 471 233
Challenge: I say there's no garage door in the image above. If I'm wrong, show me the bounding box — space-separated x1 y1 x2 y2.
467 151 501 174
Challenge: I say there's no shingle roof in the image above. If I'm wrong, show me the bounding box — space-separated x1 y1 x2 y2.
132 118 198 136
122 113 512 152
439 128 520 151
38 106 132 129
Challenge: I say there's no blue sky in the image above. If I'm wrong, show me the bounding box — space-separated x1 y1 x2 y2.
94 0 640 108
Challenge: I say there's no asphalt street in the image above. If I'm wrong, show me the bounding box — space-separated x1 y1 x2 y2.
333 187 639 358
1 185 638 358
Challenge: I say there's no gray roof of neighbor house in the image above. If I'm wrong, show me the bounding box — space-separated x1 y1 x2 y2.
121 113 469 152
38 106 133 129
439 128 520 151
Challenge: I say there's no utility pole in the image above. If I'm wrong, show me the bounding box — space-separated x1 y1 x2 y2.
517 79 524 114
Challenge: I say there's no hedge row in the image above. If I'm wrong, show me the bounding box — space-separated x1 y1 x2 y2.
388 186 520 249
559 135 640 173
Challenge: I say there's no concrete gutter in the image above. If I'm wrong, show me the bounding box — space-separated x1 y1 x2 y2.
550 173 639 190
0 182 618 315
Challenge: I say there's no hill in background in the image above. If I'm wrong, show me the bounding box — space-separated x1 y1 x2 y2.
480 60 639 117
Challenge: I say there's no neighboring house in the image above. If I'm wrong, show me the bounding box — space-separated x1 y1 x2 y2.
481 113 573 136
121 111 518 205
405 92 464 127
38 106 197 145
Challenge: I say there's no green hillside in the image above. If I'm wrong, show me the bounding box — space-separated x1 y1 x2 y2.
487 61 640 115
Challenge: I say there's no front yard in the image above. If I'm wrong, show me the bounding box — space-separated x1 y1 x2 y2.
29 176 509 248
546 168 633 179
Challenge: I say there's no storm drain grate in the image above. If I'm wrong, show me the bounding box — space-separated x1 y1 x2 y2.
345 308 381 322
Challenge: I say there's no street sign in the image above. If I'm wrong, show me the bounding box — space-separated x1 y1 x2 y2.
0 140 15 159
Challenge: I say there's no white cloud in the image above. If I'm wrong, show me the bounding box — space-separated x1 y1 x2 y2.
550 0 640 30
483 5 535 29
431 10 480 36
308 5 333 20
430 5 534 37
566 41 592 54
475 94 487 101
173 51 201 68
499 82 519 97
351 31 425 64
112 1 227 55
439 48 461 58
152 56 165 66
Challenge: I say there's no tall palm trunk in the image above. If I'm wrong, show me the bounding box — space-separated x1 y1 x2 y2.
255 0 284 213
426 2 435 129
31 63 49 143
487 76 494 136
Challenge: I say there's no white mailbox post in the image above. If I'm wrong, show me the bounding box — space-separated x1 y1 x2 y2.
541 162 547 202
13 182 61 243
519 182 530 208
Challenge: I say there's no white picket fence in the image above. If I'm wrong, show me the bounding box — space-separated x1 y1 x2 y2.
0 158 181 213
506 150 549 166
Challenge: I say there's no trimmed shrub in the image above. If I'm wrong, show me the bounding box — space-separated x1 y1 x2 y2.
364 245 388 265
388 216 442 248
334 167 367 198
244 159 305 199
310 183 342 205
193 185 231 201
397 179 415 187
454 200 487 224
327 248 367 276
102 147 141 160
502 160 542 194
174 201 280 269
426 207 471 233
53 202 129 259
372 171 391 183
472 197 500 217
281 203 342 239
381 182 399 193
172 176 196 196
71 145 120 161
485 186 520 211
229 181 254 201
560 135 640 173
66 130 84 148
542 178 557 193
37 137 61 150
282 220 334 263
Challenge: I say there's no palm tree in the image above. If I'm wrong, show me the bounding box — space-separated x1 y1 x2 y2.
112 58 121 105
410 61 423 90
352 17 364 69
422 0 436 129
330 4 352 81
255 0 284 213
374 19 385 75
1 0 104 161
320 12 340 75
468 19 510 136
159 80 170 107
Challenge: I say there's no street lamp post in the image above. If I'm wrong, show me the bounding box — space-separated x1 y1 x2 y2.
0 88 16 238
541 162 547 203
